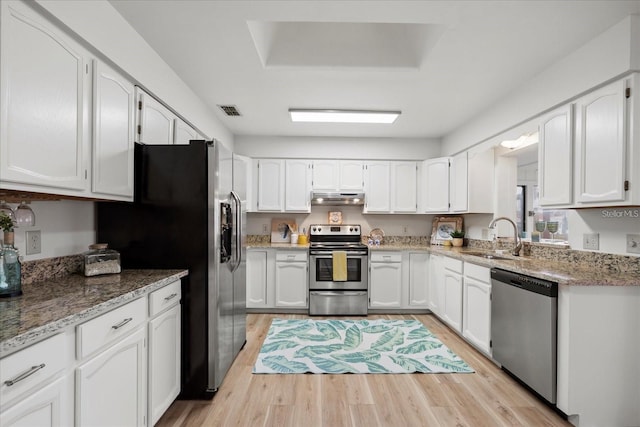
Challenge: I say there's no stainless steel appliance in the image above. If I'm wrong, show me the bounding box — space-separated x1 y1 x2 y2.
96 140 247 398
310 192 365 206
308 224 368 315
491 268 558 404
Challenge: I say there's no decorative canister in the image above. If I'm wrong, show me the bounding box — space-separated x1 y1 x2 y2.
82 243 121 277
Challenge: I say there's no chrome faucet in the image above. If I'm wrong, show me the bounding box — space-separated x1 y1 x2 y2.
488 217 522 256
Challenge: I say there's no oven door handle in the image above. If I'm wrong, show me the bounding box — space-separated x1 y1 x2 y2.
309 251 368 256
310 291 368 296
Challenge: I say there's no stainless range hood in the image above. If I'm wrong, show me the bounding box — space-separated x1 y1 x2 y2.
311 192 365 206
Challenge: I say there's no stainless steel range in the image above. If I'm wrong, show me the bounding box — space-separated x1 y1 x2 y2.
308 224 369 315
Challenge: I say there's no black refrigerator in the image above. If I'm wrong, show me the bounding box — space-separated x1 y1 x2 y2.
97 140 247 398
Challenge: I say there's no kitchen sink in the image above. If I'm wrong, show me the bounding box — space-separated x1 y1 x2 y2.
463 251 516 261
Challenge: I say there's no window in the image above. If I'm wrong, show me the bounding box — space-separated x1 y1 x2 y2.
532 185 569 243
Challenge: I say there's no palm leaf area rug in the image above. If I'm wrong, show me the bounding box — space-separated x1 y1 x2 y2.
252 318 474 374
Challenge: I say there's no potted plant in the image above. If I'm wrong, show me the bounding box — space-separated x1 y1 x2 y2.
450 229 465 247
0 211 15 247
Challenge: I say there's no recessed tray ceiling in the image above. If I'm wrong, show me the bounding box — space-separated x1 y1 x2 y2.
247 21 445 69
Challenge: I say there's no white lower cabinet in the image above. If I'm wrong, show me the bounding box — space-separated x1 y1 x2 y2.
76 326 147 427
429 255 463 333
408 252 429 308
368 251 429 310
148 281 181 426
275 251 308 308
462 263 491 355
369 252 403 308
0 332 74 427
247 249 269 308
442 261 463 332
0 375 73 427
428 254 444 314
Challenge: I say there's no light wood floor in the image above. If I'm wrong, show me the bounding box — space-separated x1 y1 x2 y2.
157 313 570 427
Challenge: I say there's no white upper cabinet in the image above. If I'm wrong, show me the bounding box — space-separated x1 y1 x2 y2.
364 161 416 213
136 87 176 145
390 161 417 212
173 117 203 145
420 158 450 213
0 0 91 195
363 161 391 212
538 104 574 207
311 160 339 191
574 78 628 205
420 150 493 214
285 159 312 212
466 148 495 213
449 152 468 212
92 60 135 201
340 161 364 190
312 160 363 191
256 159 284 211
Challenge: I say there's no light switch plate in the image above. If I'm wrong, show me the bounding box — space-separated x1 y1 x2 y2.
583 233 599 250
627 234 640 254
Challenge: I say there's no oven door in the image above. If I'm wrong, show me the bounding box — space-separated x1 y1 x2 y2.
309 250 368 290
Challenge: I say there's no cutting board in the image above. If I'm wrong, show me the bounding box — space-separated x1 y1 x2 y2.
271 218 297 243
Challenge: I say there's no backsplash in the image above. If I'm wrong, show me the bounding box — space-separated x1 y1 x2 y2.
21 254 83 285
468 238 640 274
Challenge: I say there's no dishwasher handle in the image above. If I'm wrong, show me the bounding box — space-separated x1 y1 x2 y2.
491 268 557 297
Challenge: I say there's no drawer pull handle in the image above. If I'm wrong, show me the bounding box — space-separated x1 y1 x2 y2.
4 363 46 386
111 317 133 330
164 293 178 301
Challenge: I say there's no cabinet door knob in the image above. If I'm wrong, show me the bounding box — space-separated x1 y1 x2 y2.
4 363 46 387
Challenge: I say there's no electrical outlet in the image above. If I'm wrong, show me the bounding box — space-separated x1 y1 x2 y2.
26 230 41 255
583 233 599 250
627 234 640 254
262 224 268 233
481 228 489 240
402 225 408 235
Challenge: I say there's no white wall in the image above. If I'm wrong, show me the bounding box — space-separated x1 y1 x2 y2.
7 201 95 262
235 136 440 160
568 209 640 256
440 15 640 256
34 0 233 150
441 15 639 157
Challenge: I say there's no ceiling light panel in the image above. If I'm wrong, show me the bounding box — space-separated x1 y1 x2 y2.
289 109 401 124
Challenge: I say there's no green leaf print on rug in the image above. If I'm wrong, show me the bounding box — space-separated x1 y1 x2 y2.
253 319 474 374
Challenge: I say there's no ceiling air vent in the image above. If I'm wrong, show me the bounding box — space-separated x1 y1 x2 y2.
218 105 241 116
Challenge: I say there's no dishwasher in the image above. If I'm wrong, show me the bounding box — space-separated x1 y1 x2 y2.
490 268 558 404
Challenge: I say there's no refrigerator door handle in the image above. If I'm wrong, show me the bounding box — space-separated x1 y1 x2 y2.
230 190 242 273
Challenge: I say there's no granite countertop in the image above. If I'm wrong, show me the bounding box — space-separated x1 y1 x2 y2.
248 242 309 249
248 239 639 286
371 244 640 287
0 269 188 357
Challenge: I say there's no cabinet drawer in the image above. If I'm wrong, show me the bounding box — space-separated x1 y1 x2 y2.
149 280 181 317
276 251 307 262
443 256 463 273
0 333 69 409
464 262 490 283
77 297 146 360
370 252 402 263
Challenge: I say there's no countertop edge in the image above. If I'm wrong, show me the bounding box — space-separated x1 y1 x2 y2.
0 270 188 358
252 242 638 287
